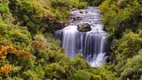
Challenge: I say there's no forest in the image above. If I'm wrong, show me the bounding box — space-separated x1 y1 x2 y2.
0 0 142 80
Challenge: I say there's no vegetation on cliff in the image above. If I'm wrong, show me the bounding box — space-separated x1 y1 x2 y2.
0 0 142 79
96 0 142 80
0 0 97 80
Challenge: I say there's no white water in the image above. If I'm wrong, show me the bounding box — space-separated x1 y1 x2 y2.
55 7 108 67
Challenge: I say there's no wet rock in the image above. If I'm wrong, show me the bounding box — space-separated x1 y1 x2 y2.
54 21 66 30
77 23 91 32
72 8 78 11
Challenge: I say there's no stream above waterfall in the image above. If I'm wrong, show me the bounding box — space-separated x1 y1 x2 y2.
55 7 109 67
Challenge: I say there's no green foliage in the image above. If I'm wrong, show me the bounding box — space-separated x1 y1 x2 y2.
91 64 118 80
94 0 142 80
71 70 91 80
50 0 71 9
22 70 40 80
0 0 10 15
0 0 93 80
6 0 89 35
50 0 88 21
116 32 142 59
99 0 142 38
77 2 88 9
89 0 104 6
45 63 66 79
99 31 142 80
0 20 7 35
71 54 90 70
1 0 142 79
120 54 142 80
10 29 31 45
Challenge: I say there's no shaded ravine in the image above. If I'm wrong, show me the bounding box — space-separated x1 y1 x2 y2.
55 7 109 67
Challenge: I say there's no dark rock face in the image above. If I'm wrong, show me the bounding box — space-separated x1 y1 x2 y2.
54 21 65 30
77 23 91 32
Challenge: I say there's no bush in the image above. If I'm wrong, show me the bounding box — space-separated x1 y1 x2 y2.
10 29 31 45
22 70 40 80
120 54 142 80
78 2 88 9
71 70 91 80
99 0 141 38
71 54 90 70
90 0 104 6
0 1 9 14
0 20 7 35
116 32 142 59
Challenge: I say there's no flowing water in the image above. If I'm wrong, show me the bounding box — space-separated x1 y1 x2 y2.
55 7 108 67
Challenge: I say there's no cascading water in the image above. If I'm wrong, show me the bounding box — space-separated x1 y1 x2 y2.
55 7 108 67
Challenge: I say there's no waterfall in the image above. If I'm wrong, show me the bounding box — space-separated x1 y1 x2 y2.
62 25 79 59
55 7 108 67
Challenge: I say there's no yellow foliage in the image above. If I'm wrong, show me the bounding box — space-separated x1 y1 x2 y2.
0 45 33 60
0 45 9 59
0 64 12 75
32 40 46 52
6 46 33 60
32 0 56 20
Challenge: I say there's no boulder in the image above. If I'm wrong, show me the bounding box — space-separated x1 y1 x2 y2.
77 23 91 32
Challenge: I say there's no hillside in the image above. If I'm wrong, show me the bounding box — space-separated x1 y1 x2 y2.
0 0 142 80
